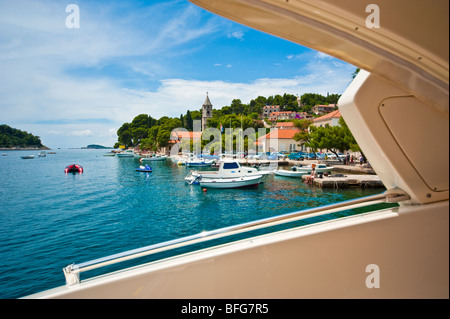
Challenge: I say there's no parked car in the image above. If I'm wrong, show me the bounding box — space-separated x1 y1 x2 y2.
288 152 305 160
271 152 287 160
315 152 326 160
325 152 337 159
246 152 257 159
253 153 267 160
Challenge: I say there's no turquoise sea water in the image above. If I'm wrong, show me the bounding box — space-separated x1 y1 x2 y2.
0 149 389 298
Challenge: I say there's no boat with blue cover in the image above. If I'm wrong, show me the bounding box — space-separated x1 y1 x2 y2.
135 164 152 172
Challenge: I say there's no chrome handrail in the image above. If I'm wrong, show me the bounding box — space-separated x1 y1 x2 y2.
63 188 409 286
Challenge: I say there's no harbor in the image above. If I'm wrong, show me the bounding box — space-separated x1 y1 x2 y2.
232 158 381 188
0 149 389 298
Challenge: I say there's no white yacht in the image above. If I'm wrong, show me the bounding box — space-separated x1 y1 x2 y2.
185 160 271 184
26 0 448 298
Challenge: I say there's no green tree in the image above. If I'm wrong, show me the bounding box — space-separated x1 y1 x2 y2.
283 93 299 111
130 114 151 129
131 127 148 145
292 119 314 149
0 125 44 148
306 124 350 160
185 110 193 131
230 99 243 114
117 122 132 147
156 129 171 148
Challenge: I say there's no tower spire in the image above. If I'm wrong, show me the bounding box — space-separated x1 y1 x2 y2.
202 92 213 131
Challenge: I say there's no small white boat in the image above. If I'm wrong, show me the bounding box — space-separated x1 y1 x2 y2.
21 155 35 159
116 150 137 157
38 151 46 157
199 175 263 188
185 160 271 184
185 158 214 167
274 169 307 177
293 164 333 174
140 155 167 162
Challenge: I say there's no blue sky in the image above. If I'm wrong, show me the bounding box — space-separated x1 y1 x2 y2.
0 0 356 148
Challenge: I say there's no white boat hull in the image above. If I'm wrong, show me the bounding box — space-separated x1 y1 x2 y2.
200 175 263 188
141 156 167 161
295 166 333 174
274 170 307 177
185 159 214 167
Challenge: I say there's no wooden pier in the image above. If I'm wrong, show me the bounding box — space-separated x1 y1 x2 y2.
301 174 384 188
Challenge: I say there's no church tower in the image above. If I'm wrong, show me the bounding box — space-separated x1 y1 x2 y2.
201 92 213 131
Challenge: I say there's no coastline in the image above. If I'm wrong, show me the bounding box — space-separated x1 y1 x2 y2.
0 146 51 151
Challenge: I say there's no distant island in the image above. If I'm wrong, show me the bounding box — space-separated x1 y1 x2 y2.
82 144 113 149
0 124 49 150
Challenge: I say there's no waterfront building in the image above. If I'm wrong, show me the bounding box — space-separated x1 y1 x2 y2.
257 127 300 153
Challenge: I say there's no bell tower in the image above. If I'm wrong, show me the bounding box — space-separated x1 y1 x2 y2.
201 92 213 131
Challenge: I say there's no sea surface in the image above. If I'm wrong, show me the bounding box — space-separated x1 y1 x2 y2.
0 149 391 298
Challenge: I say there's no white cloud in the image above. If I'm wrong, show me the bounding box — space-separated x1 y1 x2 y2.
0 0 354 149
71 129 93 137
227 31 244 41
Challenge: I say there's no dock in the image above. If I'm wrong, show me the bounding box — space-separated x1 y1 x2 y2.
301 174 384 188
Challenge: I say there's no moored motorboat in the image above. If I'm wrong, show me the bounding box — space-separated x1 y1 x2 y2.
274 169 307 177
140 154 167 161
185 160 271 184
199 174 263 188
21 155 35 159
116 150 137 157
293 164 333 174
64 164 83 174
185 158 214 167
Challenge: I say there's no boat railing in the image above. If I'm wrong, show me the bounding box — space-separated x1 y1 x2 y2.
63 188 410 286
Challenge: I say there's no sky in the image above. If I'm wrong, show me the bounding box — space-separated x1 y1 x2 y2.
0 0 356 149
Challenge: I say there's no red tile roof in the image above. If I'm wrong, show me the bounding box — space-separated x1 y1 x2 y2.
276 122 295 127
258 128 300 140
269 111 293 115
313 110 341 122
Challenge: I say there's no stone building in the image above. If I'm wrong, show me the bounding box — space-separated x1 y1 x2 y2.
201 93 213 131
